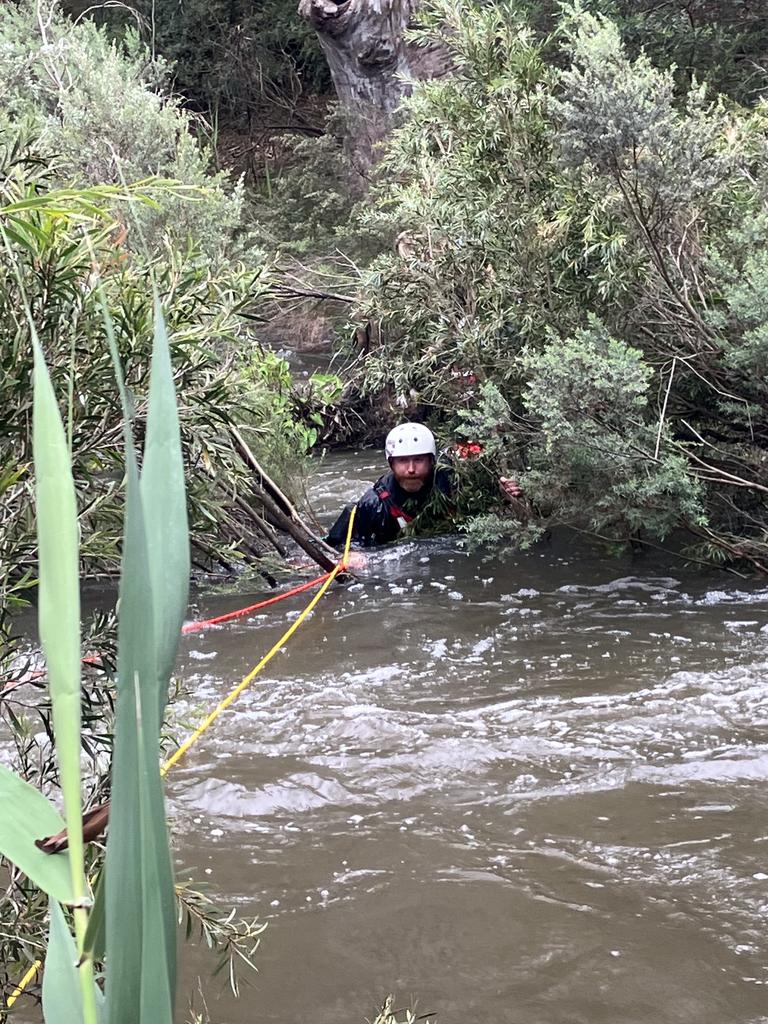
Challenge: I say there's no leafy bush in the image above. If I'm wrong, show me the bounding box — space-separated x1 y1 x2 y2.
0 0 244 258
352 0 768 569
249 107 366 257
0 130 309 600
78 0 331 125
0 273 187 1024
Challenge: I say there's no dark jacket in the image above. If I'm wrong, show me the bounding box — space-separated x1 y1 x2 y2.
325 468 453 549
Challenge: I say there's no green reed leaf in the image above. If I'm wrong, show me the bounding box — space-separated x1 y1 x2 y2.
0 766 74 904
82 868 106 963
140 296 190 717
43 901 106 1024
101 294 175 1024
43 900 83 1024
135 677 173 1020
31 331 87 914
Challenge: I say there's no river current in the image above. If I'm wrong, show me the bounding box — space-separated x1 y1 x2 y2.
167 452 768 1024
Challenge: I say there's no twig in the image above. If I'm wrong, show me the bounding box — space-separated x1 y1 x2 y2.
229 427 338 571
272 284 354 304
654 356 676 460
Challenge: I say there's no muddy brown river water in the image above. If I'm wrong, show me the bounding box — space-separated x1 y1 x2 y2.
8 452 768 1023
162 453 768 1024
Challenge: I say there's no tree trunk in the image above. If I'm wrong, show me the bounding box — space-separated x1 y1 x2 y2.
298 0 446 174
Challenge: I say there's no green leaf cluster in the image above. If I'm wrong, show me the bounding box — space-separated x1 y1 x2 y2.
0 130 307 603
0 1 244 259
74 0 331 125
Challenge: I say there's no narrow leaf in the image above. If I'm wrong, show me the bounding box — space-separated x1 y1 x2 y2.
43 902 106 1024
140 297 189 715
32 330 87 916
101 297 175 1024
135 678 173 1022
83 868 106 963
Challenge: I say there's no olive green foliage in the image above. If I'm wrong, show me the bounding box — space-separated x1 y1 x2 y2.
0 235 264 1008
85 0 331 125
502 1 768 105
520 324 704 540
356 0 768 568
607 0 768 106
242 349 324 483
0 0 244 258
251 108 366 257
0 280 185 1024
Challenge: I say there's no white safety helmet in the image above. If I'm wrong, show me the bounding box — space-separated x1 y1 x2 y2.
384 422 437 461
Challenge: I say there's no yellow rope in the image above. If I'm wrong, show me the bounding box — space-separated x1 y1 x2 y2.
6 958 42 1008
162 507 356 775
6 509 356 1006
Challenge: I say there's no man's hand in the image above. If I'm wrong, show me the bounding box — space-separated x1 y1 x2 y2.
344 551 369 571
499 476 523 501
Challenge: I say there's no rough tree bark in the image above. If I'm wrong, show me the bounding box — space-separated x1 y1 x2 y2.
297 0 447 175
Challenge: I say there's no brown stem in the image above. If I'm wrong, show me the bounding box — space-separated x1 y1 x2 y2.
230 427 338 572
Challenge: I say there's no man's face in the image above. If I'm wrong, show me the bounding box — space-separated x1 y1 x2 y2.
389 454 433 493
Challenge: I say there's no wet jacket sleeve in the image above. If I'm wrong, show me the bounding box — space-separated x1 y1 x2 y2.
325 503 355 550
324 488 394 549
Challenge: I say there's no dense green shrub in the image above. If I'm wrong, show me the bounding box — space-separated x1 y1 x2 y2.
249 108 366 257
353 0 768 569
64 0 331 125
608 0 768 106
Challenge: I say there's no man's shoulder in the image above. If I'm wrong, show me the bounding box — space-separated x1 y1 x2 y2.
358 476 390 509
365 473 395 500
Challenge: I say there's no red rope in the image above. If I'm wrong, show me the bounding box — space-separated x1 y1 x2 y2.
3 573 341 691
181 572 333 634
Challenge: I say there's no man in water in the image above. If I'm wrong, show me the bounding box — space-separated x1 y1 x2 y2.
326 423 453 550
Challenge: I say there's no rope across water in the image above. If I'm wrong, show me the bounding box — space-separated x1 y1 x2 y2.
163 509 355 775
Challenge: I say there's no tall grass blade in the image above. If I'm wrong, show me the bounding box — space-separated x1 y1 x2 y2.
43 900 84 1024
135 678 173 1020
31 333 86 908
43 901 106 1024
140 295 190 716
137 297 189 1004
0 766 74 904
104 425 173 1024
28 290 98 1024
82 868 106 962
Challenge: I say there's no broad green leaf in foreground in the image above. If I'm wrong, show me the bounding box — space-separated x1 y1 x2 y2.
103 300 177 1024
136 677 173 1021
104 413 174 1024
43 900 83 1024
0 765 74 904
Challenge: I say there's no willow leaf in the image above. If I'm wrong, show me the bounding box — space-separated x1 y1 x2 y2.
0 766 74 904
